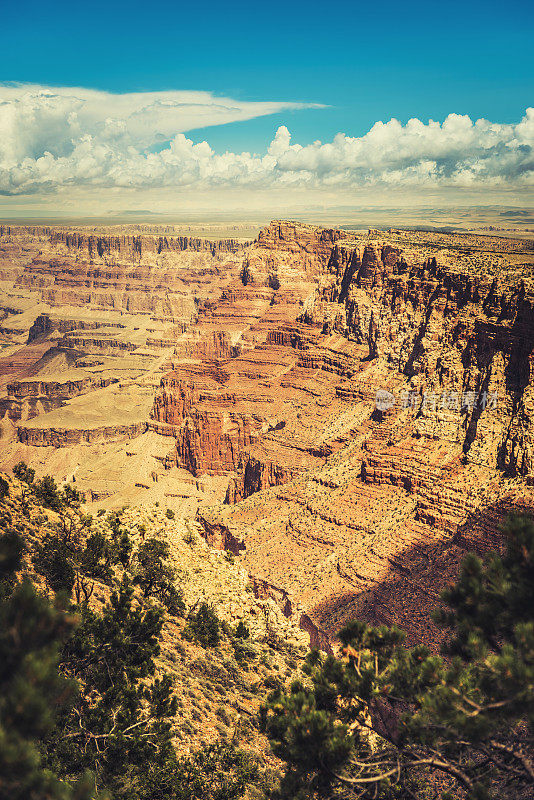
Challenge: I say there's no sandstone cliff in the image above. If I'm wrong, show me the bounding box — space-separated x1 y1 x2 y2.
152 223 534 648
49 231 246 259
3 221 534 654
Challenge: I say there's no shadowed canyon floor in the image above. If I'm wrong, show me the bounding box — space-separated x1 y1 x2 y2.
1 220 534 649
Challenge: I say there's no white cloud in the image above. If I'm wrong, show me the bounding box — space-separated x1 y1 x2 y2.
0 84 316 158
0 84 532 201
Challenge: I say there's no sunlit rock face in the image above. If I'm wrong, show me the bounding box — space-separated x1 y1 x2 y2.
2 221 534 650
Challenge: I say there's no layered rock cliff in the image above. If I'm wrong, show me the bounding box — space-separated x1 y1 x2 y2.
239 220 349 286
150 374 266 475
2 220 534 653
27 314 125 343
320 237 534 476
155 223 534 648
49 231 246 259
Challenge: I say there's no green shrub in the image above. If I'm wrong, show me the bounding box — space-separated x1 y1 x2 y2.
79 532 113 583
232 639 256 666
61 484 81 507
173 742 258 800
133 537 184 615
0 531 92 800
184 602 220 647
116 530 132 568
234 620 249 639
268 273 280 290
32 533 75 594
33 475 63 511
12 462 35 485
183 529 196 546
262 673 282 690
45 576 179 800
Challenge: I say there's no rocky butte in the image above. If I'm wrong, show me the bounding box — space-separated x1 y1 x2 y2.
1 220 534 649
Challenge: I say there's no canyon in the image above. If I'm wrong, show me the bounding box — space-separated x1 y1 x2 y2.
1 219 534 649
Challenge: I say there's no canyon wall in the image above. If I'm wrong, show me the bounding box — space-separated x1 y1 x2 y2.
154 223 534 647
49 231 245 258
2 220 534 651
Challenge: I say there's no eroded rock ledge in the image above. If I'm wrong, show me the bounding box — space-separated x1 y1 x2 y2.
2 221 534 651
152 222 534 648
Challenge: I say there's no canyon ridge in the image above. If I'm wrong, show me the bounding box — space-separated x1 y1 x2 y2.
1 219 534 649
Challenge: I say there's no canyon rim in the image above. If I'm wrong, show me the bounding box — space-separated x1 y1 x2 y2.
1 219 534 648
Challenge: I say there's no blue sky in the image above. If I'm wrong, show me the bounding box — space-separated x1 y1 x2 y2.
0 0 532 214
3 0 532 149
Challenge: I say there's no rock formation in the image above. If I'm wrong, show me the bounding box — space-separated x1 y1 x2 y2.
1 220 534 651
153 224 534 647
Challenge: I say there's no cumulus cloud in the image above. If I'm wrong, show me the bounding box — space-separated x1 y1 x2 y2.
0 84 532 199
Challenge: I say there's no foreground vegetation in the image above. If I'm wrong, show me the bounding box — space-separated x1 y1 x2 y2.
0 467 279 800
0 466 533 799
262 514 534 800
